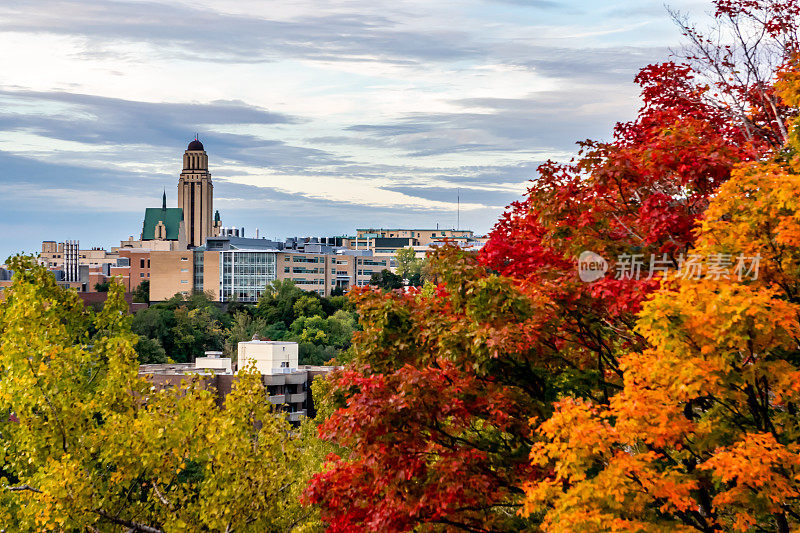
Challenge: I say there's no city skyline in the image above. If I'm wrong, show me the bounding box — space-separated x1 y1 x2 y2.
0 0 707 260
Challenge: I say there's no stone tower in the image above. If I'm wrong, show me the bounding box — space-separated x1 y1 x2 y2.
177 137 213 248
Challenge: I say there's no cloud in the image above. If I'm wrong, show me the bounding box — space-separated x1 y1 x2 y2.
380 185 522 208
0 0 483 64
0 0 689 260
0 89 296 144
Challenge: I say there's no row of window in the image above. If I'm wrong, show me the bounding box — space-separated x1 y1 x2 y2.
293 278 324 285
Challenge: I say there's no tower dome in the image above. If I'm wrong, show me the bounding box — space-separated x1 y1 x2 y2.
187 138 204 151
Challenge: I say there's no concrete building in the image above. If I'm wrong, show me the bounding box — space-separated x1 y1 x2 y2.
238 340 298 374
178 138 214 248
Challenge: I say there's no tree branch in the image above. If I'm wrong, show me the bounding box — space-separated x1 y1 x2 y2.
93 509 164 533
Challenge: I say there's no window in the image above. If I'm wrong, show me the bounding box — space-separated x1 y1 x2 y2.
140 259 145 268
180 268 188 272
284 267 290 273
180 280 188 284
147 259 150 268
180 257 189 261
140 273 145 277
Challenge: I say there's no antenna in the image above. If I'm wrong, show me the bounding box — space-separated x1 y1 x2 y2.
457 188 460 230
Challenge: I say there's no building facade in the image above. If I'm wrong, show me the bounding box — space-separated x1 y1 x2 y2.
149 235 390 302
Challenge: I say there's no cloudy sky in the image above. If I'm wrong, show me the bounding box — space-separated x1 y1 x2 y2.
0 0 709 259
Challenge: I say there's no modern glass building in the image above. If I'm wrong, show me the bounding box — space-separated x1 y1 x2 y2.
220 250 278 302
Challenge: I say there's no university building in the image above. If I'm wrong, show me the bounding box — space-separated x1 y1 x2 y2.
149 235 389 301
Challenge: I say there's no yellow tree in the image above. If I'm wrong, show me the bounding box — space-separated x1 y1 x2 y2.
0 256 324 532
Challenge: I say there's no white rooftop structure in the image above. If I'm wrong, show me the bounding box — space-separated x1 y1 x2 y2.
238 340 299 375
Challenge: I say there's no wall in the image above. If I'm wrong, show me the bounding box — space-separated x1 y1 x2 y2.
150 250 193 301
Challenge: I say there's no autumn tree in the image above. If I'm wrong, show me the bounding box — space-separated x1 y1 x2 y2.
305 1 799 531
0 256 324 532
669 0 799 147
522 65 800 530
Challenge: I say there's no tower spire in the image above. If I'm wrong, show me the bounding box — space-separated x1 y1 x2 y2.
162 189 167 210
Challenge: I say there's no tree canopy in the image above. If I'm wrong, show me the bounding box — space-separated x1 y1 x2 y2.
0 257 324 532
305 2 800 531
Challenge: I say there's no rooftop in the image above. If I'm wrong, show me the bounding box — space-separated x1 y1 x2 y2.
142 207 183 241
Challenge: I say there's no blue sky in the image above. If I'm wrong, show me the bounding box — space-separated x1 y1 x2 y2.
0 0 709 260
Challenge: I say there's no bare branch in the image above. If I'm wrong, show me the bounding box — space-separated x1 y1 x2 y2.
6 485 42 493
93 509 164 533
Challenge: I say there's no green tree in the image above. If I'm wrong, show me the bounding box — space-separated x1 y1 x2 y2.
293 295 324 318
171 305 225 363
395 247 423 281
94 281 110 292
134 335 168 364
223 311 268 362
289 309 358 365
256 279 306 326
0 256 325 531
131 306 177 355
132 280 150 303
369 269 403 291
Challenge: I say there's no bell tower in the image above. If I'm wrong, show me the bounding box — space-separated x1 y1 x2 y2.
177 136 213 248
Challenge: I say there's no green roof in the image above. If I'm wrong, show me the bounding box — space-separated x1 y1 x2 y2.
142 207 183 241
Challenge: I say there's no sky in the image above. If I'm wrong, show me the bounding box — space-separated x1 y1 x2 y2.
0 0 710 260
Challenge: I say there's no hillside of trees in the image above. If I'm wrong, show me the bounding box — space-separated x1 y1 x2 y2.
131 279 359 366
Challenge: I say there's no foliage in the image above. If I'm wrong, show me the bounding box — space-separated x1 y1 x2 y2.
395 247 425 286
522 156 800 532
369 269 403 291
130 279 356 366
171 305 225 362
132 279 150 303
94 281 110 292
135 335 168 364
294 295 324 319
305 3 800 531
0 256 324 531
306 248 557 531
223 311 268 361
256 279 308 326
